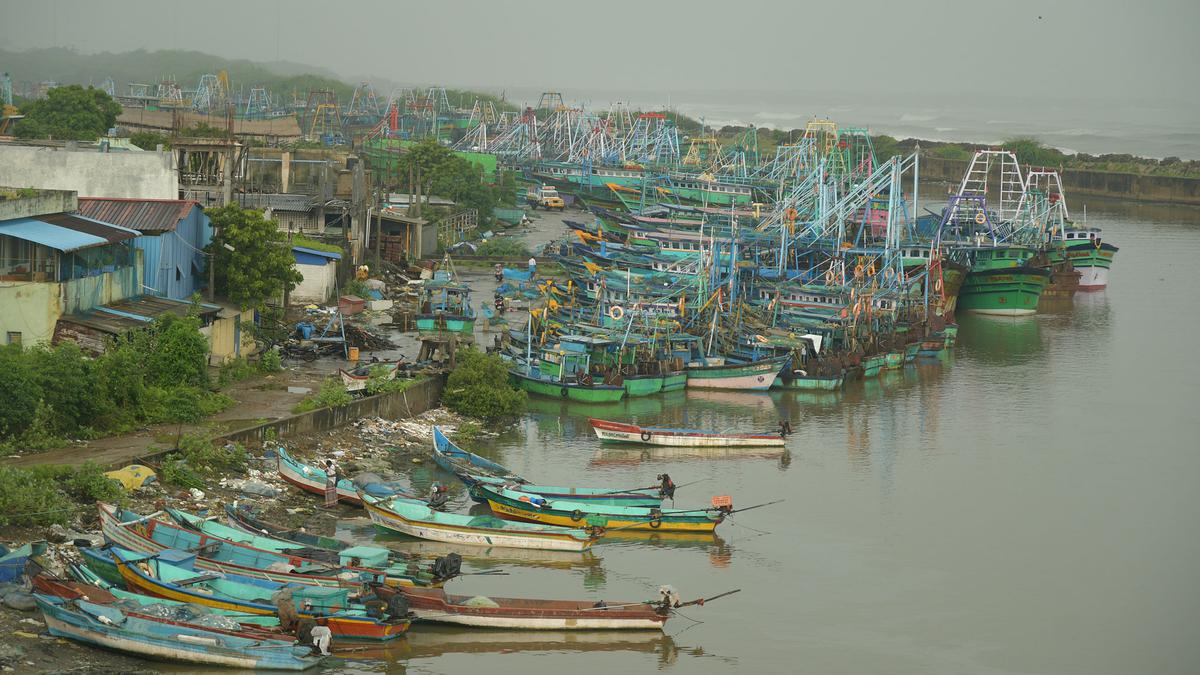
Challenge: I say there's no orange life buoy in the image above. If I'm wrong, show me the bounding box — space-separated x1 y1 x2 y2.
840 308 849 318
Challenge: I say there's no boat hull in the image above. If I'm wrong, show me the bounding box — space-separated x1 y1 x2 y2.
660 371 688 392
686 359 783 391
362 497 593 552
485 497 720 533
510 371 625 403
588 418 785 448
958 267 1050 316
622 374 664 397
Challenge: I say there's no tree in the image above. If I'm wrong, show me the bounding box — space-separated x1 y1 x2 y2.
14 84 122 141
394 140 498 227
205 205 302 309
129 131 169 150
441 348 526 424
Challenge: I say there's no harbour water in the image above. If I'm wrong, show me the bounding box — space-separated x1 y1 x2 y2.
326 196 1200 674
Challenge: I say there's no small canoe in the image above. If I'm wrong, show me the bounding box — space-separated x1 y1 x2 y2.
84 546 411 642
98 503 437 588
361 493 597 552
36 594 325 670
477 485 726 533
588 418 786 448
372 585 668 631
276 447 412 506
433 427 664 506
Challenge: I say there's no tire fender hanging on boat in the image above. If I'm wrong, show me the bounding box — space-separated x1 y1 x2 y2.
570 509 583 522
640 431 652 442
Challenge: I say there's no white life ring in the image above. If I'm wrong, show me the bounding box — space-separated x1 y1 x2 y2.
609 305 625 320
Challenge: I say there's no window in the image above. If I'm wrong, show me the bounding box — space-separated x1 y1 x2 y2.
6 332 20 345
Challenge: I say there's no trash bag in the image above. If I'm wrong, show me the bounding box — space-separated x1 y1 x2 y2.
241 481 280 498
432 553 462 580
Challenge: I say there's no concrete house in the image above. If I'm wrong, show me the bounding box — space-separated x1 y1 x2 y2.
76 198 212 301
291 246 341 304
0 189 143 345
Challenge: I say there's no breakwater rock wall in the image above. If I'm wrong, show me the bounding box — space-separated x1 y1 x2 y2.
918 156 1200 206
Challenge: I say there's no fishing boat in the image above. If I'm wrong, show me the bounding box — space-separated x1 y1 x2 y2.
83 546 411 641
0 540 47 582
338 360 404 392
370 586 668 631
475 484 727 533
588 418 786 448
956 247 1051 316
97 503 436 588
415 274 476 340
275 447 411 506
166 507 454 583
433 427 665 506
36 594 325 670
1048 227 1119 290
509 344 626 403
685 356 786 391
361 493 598 552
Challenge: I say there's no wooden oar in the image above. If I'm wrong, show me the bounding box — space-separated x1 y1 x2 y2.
598 477 709 496
676 588 741 609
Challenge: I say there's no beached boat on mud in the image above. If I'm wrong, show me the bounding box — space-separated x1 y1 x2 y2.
371 585 669 631
276 447 412 506
588 418 786 448
36 594 325 670
338 360 404 392
97 503 437 588
433 426 665 506
475 484 727 534
81 546 410 642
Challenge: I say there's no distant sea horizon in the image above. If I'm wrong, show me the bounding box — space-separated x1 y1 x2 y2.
477 86 1200 161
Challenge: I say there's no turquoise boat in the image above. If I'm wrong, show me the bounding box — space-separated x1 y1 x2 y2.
957 247 1050 316
884 352 904 369
36 594 325 670
622 373 664 397
862 354 887 377
686 356 786 391
661 370 688 392
416 273 476 340
432 427 663 506
0 540 47 582
904 342 921 362
509 345 625 403
773 372 843 391
476 484 726 534
82 546 411 641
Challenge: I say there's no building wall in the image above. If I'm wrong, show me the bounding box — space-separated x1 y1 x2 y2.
0 281 62 345
0 145 177 199
136 207 211 300
205 308 257 364
292 261 336 304
61 255 143 314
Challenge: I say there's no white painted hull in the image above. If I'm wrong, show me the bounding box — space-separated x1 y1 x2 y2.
1076 266 1109 290
686 372 777 390
43 614 267 669
409 609 663 630
591 427 785 448
365 505 590 552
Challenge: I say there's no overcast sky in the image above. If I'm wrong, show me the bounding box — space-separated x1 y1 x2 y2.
2 0 1198 107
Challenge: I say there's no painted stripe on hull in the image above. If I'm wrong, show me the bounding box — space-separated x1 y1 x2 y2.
486 499 720 533
590 428 785 448
42 614 275 670
408 609 664 630
363 500 591 552
1077 266 1110 290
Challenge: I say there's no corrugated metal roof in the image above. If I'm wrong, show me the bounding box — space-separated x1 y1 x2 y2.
40 213 141 242
77 198 200 233
0 217 109 252
292 246 342 260
236 193 315 212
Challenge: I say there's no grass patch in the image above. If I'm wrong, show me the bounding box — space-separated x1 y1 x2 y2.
293 378 354 414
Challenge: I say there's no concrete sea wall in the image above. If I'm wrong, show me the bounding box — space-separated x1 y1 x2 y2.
918 156 1200 206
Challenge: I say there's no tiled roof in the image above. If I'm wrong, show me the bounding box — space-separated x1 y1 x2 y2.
77 198 200 233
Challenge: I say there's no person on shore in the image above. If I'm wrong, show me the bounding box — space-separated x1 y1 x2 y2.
494 263 504 282
324 458 340 507
528 256 537 277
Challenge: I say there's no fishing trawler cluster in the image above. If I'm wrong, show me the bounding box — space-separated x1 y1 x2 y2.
487 115 1117 401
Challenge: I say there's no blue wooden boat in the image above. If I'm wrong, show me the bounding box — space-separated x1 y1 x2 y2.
36 594 325 670
0 541 47 582
433 427 665 506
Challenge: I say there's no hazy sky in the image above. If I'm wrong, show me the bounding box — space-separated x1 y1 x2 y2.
2 0 1197 102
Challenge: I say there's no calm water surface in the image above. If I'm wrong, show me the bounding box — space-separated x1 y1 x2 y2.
333 198 1200 674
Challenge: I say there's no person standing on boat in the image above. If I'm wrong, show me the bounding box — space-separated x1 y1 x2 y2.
324 458 340 507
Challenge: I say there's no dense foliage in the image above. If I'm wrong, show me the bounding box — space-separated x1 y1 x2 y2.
0 312 231 449
13 84 122 141
474 237 531 257
0 462 126 527
294 378 354 413
206 205 303 309
441 348 526 424
392 140 499 227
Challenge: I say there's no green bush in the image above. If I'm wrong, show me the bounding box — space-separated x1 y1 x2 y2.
930 144 971 160
294 378 354 413
258 348 283 373
0 462 126 527
442 348 526 424
344 278 371 299
366 372 414 395
159 435 248 487
219 357 257 386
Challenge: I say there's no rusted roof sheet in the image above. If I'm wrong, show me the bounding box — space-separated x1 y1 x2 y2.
77 198 200 233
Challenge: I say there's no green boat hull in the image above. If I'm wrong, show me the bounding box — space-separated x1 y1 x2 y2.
660 371 688 392
862 355 887 377
959 268 1050 316
622 374 664 397
510 372 625 403
884 352 904 369
773 374 843 391
904 342 921 362
416 315 476 336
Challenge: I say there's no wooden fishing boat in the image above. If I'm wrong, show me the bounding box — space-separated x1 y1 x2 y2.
276 447 411 506
97 503 436 588
166 507 452 583
84 546 411 642
476 484 727 533
433 427 664 506
589 446 787 466
35 594 325 670
588 418 786 448
862 354 887 377
371 585 668 631
0 540 47 582
685 356 786 391
361 493 597 552
509 369 626 403
338 360 403 392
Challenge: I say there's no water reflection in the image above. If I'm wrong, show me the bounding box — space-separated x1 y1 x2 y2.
590 446 788 467
956 313 1044 363
332 629 680 662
